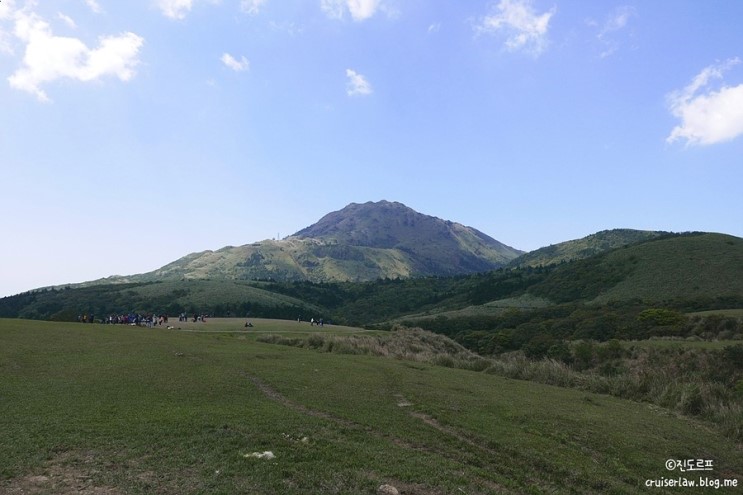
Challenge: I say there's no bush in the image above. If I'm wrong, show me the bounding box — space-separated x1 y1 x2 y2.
306 334 325 349
572 341 595 370
523 334 556 359
723 344 743 370
546 341 572 364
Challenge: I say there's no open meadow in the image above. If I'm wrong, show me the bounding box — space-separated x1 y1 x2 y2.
1 318 742 494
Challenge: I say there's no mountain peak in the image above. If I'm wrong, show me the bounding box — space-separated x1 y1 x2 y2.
290 200 523 274
292 200 435 247
64 201 524 286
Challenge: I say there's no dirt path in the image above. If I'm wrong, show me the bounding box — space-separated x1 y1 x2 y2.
243 373 513 495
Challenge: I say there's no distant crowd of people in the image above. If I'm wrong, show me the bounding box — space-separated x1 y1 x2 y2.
296 316 329 326
78 313 169 327
179 313 208 322
76 313 328 327
76 313 215 326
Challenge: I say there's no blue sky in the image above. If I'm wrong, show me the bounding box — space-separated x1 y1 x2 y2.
1 0 742 297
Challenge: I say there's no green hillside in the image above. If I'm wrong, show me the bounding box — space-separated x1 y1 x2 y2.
116 239 418 283
87 201 523 286
0 280 322 321
511 229 666 268
2 318 741 494
4 233 743 326
528 233 743 305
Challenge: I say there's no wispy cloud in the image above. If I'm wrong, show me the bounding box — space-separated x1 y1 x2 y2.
269 21 303 36
240 0 267 16
8 11 144 102
0 0 17 20
84 0 103 14
0 31 12 55
321 0 382 22
221 52 250 72
0 0 16 54
666 58 743 146
475 0 555 56
345 68 372 96
593 5 637 58
156 0 194 20
57 12 77 30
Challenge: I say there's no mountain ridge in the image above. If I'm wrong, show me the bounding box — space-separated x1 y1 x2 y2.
3 231 742 324
510 229 670 268
88 201 524 285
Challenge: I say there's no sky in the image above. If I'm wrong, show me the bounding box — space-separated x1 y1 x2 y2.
1 0 742 297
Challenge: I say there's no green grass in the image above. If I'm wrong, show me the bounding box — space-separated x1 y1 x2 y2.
1 318 742 494
525 233 743 305
512 229 665 268
396 294 553 322
592 233 743 304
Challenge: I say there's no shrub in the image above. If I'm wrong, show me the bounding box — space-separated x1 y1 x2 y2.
723 344 743 370
523 334 556 359
306 334 325 349
546 341 573 364
572 341 595 370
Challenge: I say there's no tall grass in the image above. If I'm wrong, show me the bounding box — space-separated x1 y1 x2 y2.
487 346 743 442
257 326 491 372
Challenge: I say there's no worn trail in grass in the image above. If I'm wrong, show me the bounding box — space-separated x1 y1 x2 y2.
1 318 741 494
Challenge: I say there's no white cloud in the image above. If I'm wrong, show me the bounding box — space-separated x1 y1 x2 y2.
58 12 77 29
221 52 249 72
667 58 743 146
155 0 222 20
475 0 555 56
0 1 15 55
345 68 372 96
428 22 441 34
595 5 636 58
156 0 194 20
240 0 267 15
84 0 103 14
599 6 634 37
321 0 382 21
8 11 144 102
0 32 12 55
0 0 17 20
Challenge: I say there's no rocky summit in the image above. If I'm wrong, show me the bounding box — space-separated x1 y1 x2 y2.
103 200 523 284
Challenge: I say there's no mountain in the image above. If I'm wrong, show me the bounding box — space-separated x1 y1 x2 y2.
4 232 742 323
0 280 322 322
527 232 743 305
510 229 667 268
98 201 523 285
292 201 523 274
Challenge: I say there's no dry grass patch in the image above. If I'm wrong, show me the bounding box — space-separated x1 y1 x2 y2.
257 326 491 372
1 451 122 495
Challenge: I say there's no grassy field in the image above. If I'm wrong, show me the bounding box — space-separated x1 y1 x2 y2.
1 318 742 494
591 233 743 304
